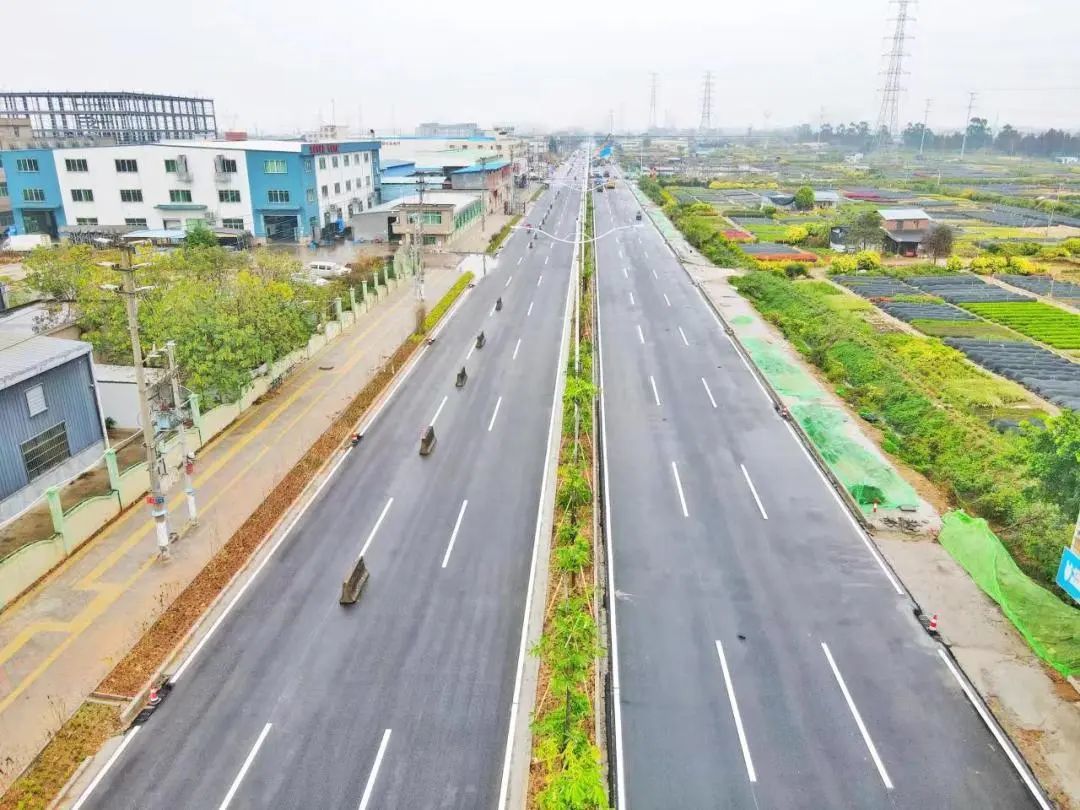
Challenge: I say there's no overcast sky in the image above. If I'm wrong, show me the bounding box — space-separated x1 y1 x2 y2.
4 1 1079 135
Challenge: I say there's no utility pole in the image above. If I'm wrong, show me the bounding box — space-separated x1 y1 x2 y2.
875 0 913 147
165 340 197 525
106 247 171 559
414 173 426 300
959 91 977 159
699 71 713 132
919 98 932 155
478 155 489 277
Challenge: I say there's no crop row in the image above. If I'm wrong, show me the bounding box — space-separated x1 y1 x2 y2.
962 302 1080 350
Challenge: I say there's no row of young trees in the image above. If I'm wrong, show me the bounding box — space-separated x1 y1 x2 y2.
794 119 1080 158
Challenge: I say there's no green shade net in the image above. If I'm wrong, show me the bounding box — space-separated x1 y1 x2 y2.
741 337 920 511
939 510 1080 677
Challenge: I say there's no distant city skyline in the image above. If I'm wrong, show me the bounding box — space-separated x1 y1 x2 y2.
5 0 1079 135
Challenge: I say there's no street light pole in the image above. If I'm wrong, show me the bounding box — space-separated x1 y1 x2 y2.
166 340 197 525
111 248 172 559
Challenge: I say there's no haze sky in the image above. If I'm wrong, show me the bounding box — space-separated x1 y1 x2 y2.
4 0 1079 134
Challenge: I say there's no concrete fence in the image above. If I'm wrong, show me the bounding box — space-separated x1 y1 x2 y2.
0 273 410 611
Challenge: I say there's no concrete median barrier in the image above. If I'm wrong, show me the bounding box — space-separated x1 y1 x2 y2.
339 555 370 605
420 425 437 456
496 297 503 312
456 366 468 388
476 331 486 349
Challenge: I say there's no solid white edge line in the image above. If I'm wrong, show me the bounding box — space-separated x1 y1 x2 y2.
513 338 522 360
636 324 644 344
781 422 904 595
218 722 273 810
495 196 577 807
441 499 469 568
821 643 893 789
739 463 768 520
594 166 628 809
429 394 449 427
487 395 503 432
701 377 717 409
936 649 1052 810
663 293 671 307
357 729 392 810
679 326 689 347
649 375 661 407
527 301 534 317
671 461 689 518
70 726 142 810
359 497 394 558
714 641 757 783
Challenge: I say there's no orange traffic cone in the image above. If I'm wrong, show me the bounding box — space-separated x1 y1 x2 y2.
148 685 161 706
928 613 939 633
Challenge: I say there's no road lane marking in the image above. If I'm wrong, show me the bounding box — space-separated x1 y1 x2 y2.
936 649 1052 810
527 301 534 317
517 256 523 265
358 729 392 810
489 303 497 317
629 292 635 306
544 255 549 266
429 395 449 427
505 275 513 287
702 377 717 408
740 464 768 520
780 422 905 595
821 643 892 789
715 641 757 783
441 500 469 568
679 326 689 346
636 325 644 344
70 726 142 810
649 375 661 407
513 338 522 360
643 249 648 259
359 497 395 557
219 723 273 810
651 268 658 279
488 395 503 432
663 293 671 307
537 273 543 286
671 461 689 517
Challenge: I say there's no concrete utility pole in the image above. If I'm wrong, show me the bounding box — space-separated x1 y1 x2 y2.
165 340 197 525
107 247 171 559
479 155 489 277
919 98 932 155
959 91 977 159
414 173 425 301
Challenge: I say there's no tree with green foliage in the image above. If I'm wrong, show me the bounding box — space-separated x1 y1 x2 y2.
925 223 955 263
843 210 884 250
793 186 815 211
182 223 219 249
1021 411 1080 517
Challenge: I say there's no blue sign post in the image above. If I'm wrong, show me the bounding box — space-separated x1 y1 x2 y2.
1056 546 1080 603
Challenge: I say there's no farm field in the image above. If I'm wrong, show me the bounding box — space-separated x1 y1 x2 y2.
962 301 1080 350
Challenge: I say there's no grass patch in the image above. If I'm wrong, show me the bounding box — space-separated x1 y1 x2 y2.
420 272 474 334
911 319 1019 340
487 215 521 255
961 301 1080 349
0 702 122 810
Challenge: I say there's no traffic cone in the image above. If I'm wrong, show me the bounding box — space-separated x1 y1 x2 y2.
928 613 939 633
873 501 879 514
148 685 162 706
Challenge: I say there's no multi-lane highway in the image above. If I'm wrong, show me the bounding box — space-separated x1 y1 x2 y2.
593 167 1046 809
74 160 584 810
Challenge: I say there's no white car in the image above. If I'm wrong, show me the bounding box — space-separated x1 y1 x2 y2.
307 260 347 279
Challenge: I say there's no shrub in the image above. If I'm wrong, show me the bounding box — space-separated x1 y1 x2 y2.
855 250 882 272
945 256 963 272
830 255 858 273
784 262 809 279
781 225 809 245
419 272 474 334
794 186 815 211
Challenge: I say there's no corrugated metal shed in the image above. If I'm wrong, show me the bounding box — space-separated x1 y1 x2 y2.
0 330 93 391
451 159 511 174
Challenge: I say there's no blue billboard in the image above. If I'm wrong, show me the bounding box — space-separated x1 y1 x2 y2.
1056 546 1080 603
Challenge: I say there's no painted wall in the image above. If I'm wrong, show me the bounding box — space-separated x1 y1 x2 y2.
1 148 65 234
310 142 380 223
243 150 311 239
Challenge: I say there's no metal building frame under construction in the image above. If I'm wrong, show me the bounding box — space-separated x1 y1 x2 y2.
0 91 217 144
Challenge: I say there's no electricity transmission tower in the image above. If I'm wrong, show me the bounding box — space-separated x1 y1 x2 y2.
875 0 914 146
699 71 713 132
649 72 658 131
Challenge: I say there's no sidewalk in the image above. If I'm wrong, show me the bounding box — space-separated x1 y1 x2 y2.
0 263 458 791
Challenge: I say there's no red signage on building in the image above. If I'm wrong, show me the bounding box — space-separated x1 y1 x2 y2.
310 143 340 154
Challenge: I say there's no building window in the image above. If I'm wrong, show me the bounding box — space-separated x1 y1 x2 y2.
16 158 39 173
71 189 94 202
306 188 316 203
125 218 148 227
218 189 241 203
356 177 362 188
321 185 328 198
120 189 143 203
25 385 47 417
343 155 350 167
22 188 46 202
222 217 244 230
364 152 370 163
332 156 339 168
0 182 7 198
267 189 290 203
365 176 371 188
65 158 88 172
164 159 178 173
76 217 99 225
358 200 364 212
318 157 326 170
115 159 138 173
334 182 341 194
345 180 352 191
21 422 71 482
422 235 437 246
263 159 288 174
169 189 193 203
424 212 442 224
218 158 238 173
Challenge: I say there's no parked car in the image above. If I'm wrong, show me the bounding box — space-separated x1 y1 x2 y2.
291 272 330 287
307 261 347 279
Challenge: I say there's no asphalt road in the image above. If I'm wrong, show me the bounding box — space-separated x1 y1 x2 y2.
75 159 584 810
593 169 1045 809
